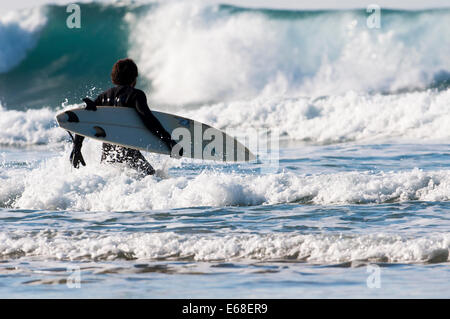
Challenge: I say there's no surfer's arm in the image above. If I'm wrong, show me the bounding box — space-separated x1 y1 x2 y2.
134 90 174 146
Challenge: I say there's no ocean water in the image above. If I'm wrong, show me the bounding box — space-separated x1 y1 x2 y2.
0 1 449 298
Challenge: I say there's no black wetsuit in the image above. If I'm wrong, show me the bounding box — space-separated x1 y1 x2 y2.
92 85 173 175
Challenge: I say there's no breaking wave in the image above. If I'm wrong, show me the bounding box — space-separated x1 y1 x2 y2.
1 230 448 264
1 2 449 108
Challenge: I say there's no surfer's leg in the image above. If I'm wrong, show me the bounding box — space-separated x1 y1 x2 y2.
101 143 112 162
101 144 155 176
125 149 155 176
101 143 127 163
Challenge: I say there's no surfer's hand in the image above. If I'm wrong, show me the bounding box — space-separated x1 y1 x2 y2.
83 98 97 111
70 146 86 168
168 139 183 159
70 135 86 168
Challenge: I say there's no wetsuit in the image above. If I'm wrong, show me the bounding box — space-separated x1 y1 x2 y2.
73 85 174 175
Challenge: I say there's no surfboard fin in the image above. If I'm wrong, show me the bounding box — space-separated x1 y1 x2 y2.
65 111 79 123
93 126 106 138
83 98 97 111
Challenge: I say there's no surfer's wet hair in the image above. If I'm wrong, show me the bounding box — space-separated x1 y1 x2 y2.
111 58 138 86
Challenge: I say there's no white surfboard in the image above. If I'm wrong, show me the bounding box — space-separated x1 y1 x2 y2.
56 106 256 162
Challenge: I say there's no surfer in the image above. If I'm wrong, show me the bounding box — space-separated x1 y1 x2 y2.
69 58 179 175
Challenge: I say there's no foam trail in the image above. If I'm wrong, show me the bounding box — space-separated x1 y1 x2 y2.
0 230 448 264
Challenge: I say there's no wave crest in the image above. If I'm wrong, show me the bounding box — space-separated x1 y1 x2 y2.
0 6 47 73
1 230 448 264
129 3 450 104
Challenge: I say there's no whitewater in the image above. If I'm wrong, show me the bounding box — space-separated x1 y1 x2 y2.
0 1 449 298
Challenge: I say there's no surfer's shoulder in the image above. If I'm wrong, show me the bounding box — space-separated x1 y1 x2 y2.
133 88 148 102
133 88 146 97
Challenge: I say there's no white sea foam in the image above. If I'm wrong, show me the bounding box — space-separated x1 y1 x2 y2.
0 104 66 146
183 89 450 143
128 2 450 104
0 6 47 73
2 144 449 211
0 230 448 264
1 89 448 148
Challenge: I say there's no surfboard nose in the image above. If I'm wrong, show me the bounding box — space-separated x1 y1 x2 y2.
56 113 66 124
